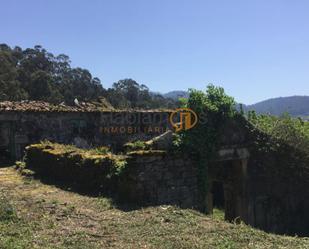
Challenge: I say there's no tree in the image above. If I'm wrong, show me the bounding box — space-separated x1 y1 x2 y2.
0 44 179 109
0 49 28 100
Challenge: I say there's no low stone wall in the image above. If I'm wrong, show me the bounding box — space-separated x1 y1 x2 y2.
24 143 201 210
24 142 126 190
119 151 200 209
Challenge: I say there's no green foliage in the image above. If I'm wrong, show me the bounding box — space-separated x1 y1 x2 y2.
14 161 26 170
0 48 28 100
178 84 236 212
248 112 309 154
112 158 128 176
245 111 309 195
187 85 235 116
212 208 225 221
39 140 110 155
124 140 147 151
92 146 110 155
14 161 35 177
0 44 105 104
178 97 188 107
126 150 167 156
0 44 180 109
246 111 309 186
106 78 180 109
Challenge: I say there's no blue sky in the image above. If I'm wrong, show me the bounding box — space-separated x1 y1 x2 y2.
1 0 309 104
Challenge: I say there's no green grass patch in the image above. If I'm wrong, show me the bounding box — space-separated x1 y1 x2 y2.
0 197 16 222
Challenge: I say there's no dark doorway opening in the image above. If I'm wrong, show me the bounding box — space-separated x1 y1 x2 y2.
0 122 14 165
0 147 13 166
212 181 225 209
211 181 225 220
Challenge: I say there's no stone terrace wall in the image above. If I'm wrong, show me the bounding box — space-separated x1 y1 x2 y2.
0 111 171 159
119 152 200 209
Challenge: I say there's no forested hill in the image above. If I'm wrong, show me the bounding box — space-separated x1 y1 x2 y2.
163 91 309 118
0 44 178 109
2 44 309 115
163 90 189 99
244 96 309 117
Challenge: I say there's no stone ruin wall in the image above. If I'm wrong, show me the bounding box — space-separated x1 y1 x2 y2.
1 109 309 236
247 148 309 236
0 111 172 159
121 148 309 236
119 152 201 210
119 116 309 236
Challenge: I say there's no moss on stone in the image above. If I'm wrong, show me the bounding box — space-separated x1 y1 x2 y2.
127 150 167 156
124 141 150 151
24 141 128 189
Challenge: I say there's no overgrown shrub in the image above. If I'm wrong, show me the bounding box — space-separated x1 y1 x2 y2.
170 84 309 215
248 112 309 154
176 85 236 212
246 111 309 181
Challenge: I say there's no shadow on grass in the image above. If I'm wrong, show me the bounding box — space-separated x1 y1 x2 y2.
27 171 148 212
19 168 309 238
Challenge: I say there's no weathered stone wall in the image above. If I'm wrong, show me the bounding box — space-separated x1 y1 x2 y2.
3 109 309 236
215 117 309 235
24 143 125 190
0 111 171 159
119 152 200 209
247 145 309 236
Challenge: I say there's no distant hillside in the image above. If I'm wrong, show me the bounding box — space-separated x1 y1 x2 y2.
163 91 309 118
244 96 309 117
163 91 189 100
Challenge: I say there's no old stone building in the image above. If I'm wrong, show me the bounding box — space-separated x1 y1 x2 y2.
120 117 309 236
1 101 309 236
0 101 171 159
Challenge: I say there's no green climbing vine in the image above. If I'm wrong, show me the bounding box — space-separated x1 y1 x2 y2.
175 85 309 213
176 85 236 212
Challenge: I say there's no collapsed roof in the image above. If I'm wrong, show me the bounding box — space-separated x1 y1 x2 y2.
0 100 114 112
0 100 171 113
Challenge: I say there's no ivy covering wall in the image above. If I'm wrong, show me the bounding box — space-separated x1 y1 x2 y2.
176 85 237 211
